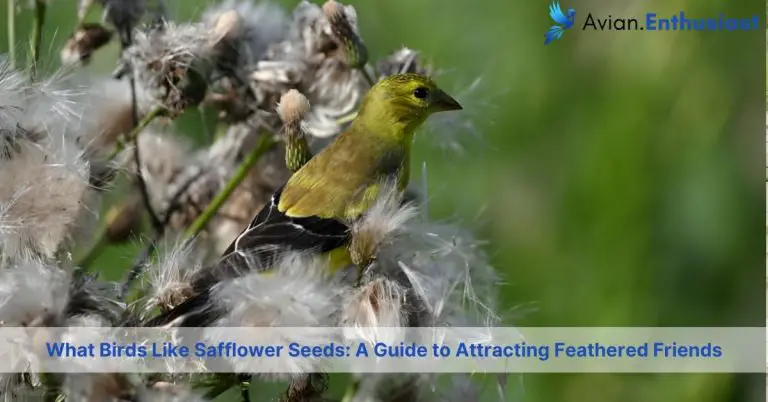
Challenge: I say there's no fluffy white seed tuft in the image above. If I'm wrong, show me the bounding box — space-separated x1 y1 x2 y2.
206 252 343 377
276 89 311 124
340 277 408 346
376 209 500 328
145 238 207 311
0 60 92 258
0 130 90 258
350 181 417 268
0 258 70 326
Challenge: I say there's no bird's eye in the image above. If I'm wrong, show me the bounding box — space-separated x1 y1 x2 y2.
413 87 429 99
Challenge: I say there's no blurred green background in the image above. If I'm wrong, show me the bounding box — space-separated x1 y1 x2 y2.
1 0 764 401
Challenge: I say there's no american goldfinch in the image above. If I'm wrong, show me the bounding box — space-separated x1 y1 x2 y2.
146 73 461 327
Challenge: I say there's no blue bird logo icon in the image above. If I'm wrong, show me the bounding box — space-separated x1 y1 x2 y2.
544 1 576 45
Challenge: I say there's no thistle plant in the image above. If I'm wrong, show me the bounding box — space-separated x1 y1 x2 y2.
0 1 504 401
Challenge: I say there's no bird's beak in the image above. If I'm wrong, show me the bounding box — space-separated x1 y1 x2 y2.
432 89 463 112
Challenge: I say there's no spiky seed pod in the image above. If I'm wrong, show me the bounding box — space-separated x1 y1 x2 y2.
322 0 368 69
60 23 114 66
277 89 313 172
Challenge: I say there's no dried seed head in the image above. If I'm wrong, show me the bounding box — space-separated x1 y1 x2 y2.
322 0 367 68
145 238 206 312
122 22 215 115
0 62 94 258
247 0 367 137
60 23 114 66
276 89 311 125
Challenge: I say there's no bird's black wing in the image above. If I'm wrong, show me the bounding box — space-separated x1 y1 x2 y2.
198 186 350 287
144 186 351 327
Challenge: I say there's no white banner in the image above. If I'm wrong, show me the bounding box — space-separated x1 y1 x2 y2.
0 327 763 373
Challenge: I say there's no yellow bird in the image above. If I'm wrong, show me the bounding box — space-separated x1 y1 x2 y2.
147 73 461 327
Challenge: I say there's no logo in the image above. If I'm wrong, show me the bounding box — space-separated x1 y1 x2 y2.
544 2 576 45
543 3 759 44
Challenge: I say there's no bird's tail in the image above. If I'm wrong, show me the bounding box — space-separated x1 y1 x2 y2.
544 25 565 45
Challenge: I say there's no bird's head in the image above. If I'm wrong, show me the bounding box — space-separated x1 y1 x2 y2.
357 73 462 134
567 9 576 19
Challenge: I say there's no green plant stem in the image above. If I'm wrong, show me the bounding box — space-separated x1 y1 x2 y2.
340 378 361 402
30 0 46 75
7 0 15 68
109 107 164 160
184 133 277 240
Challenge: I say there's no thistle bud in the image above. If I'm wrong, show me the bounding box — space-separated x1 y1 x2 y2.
276 90 313 172
277 89 311 126
61 23 114 66
322 0 368 69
